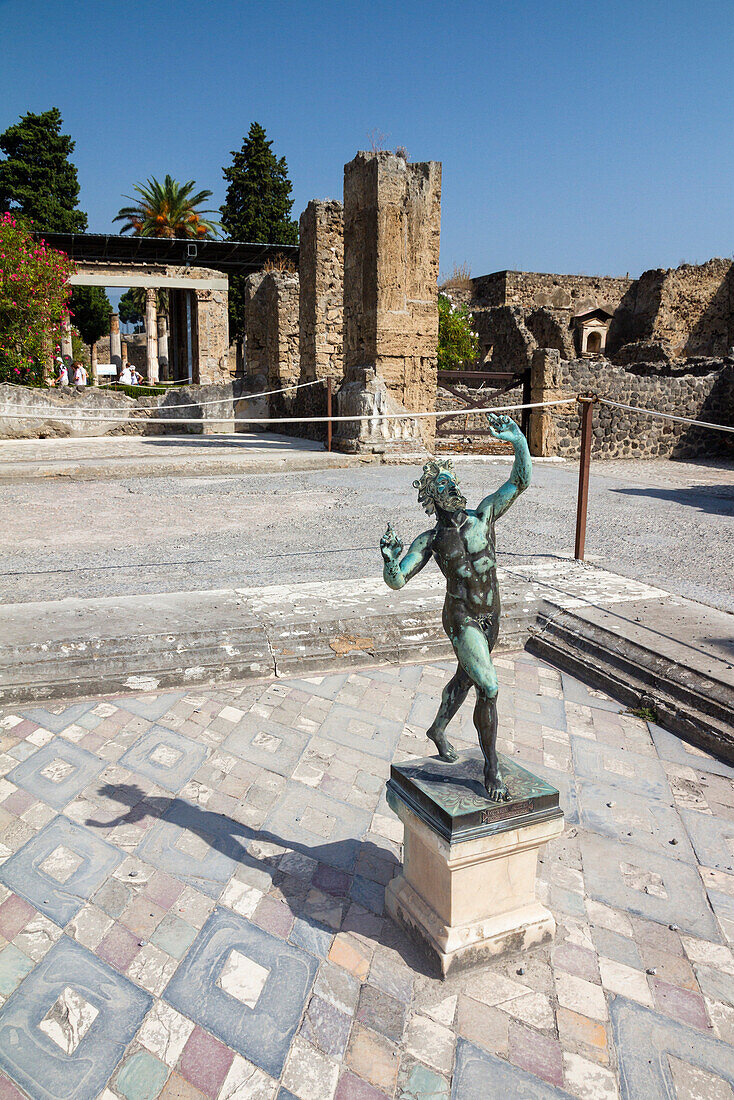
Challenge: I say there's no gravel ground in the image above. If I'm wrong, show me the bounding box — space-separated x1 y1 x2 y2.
1 456 732 610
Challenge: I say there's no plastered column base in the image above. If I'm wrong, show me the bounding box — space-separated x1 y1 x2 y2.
385 749 564 977
386 860 557 977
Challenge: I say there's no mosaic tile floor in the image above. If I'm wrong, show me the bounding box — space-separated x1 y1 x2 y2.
0 656 733 1099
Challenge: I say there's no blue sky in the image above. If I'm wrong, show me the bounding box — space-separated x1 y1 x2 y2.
1 0 732 280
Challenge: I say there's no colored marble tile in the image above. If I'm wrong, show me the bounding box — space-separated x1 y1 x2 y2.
0 815 122 926
151 913 198 959
18 703 96 735
264 787 371 873
223 716 309 779
177 1026 234 1098
571 738 671 802
302 994 351 1059
0 945 33 996
452 1038 573 1099
0 895 35 940
136 802 245 899
97 922 142 972
0 936 151 1100
116 694 186 723
610 996 734 1100
6 739 104 810
648 723 734 780
114 1049 169 1100
682 809 734 873
120 728 206 794
577 778 695 862
164 907 318 1078
318 703 403 762
289 918 333 960
580 834 723 942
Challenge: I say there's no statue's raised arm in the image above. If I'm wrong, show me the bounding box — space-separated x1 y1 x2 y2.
476 413 532 522
380 523 433 590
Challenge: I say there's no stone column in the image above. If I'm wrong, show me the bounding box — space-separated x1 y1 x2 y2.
90 342 98 385
145 289 159 383
61 314 73 361
299 200 344 384
337 151 441 452
110 313 122 370
157 314 169 379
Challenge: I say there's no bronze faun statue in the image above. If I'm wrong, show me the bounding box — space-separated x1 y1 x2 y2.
380 414 532 801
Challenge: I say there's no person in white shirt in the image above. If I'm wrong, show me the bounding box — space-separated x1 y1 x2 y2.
73 361 88 387
54 358 69 386
118 365 132 385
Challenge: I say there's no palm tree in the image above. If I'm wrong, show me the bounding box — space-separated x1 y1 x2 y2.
114 175 221 238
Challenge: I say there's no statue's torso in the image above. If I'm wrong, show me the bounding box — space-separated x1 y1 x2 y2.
432 511 499 630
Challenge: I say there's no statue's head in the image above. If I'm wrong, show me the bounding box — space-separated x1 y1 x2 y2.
413 458 467 516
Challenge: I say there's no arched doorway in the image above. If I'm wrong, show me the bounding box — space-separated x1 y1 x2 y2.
586 330 602 355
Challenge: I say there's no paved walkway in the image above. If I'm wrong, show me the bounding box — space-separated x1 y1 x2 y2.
0 432 367 481
0 655 733 1099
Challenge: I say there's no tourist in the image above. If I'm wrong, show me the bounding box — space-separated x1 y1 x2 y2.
72 361 88 387
54 357 69 386
129 366 143 385
118 364 132 385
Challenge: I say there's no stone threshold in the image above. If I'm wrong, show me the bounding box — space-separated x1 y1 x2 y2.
1 560 731 764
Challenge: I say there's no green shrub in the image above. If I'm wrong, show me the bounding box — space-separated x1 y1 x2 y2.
437 292 479 370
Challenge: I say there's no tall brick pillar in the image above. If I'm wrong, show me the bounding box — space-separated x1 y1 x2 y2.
244 271 299 390
336 151 441 453
528 348 572 457
299 200 344 384
195 287 229 384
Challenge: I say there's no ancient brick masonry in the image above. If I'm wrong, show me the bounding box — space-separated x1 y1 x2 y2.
528 348 733 459
340 151 441 450
244 271 300 390
299 200 343 384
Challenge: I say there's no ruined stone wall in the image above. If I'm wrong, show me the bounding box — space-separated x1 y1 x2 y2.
343 151 441 448
529 350 733 459
608 259 734 360
468 271 631 313
0 381 247 439
299 200 344 383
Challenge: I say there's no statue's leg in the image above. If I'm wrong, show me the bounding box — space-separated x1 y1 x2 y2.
425 664 472 762
453 623 507 802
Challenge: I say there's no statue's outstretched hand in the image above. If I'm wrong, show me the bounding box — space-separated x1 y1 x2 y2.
487 412 523 442
380 523 403 562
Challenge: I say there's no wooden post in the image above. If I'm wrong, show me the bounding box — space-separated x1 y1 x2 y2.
574 396 596 561
326 377 333 452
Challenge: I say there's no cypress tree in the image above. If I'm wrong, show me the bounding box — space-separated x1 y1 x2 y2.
220 123 298 344
0 108 88 232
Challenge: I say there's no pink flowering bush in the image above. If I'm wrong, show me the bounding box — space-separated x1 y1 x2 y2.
0 212 74 385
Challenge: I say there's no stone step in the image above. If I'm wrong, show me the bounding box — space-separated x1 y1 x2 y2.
527 605 734 764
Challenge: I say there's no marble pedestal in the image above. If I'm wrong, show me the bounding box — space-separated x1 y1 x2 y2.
385 749 564 977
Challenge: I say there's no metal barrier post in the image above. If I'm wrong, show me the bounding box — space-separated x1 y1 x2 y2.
326 377 333 452
574 395 596 561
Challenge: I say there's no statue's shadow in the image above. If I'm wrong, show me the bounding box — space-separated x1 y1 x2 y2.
86 782 436 977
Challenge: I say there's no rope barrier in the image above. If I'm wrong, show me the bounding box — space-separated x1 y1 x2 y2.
0 397 576 426
598 397 734 434
40 377 326 411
